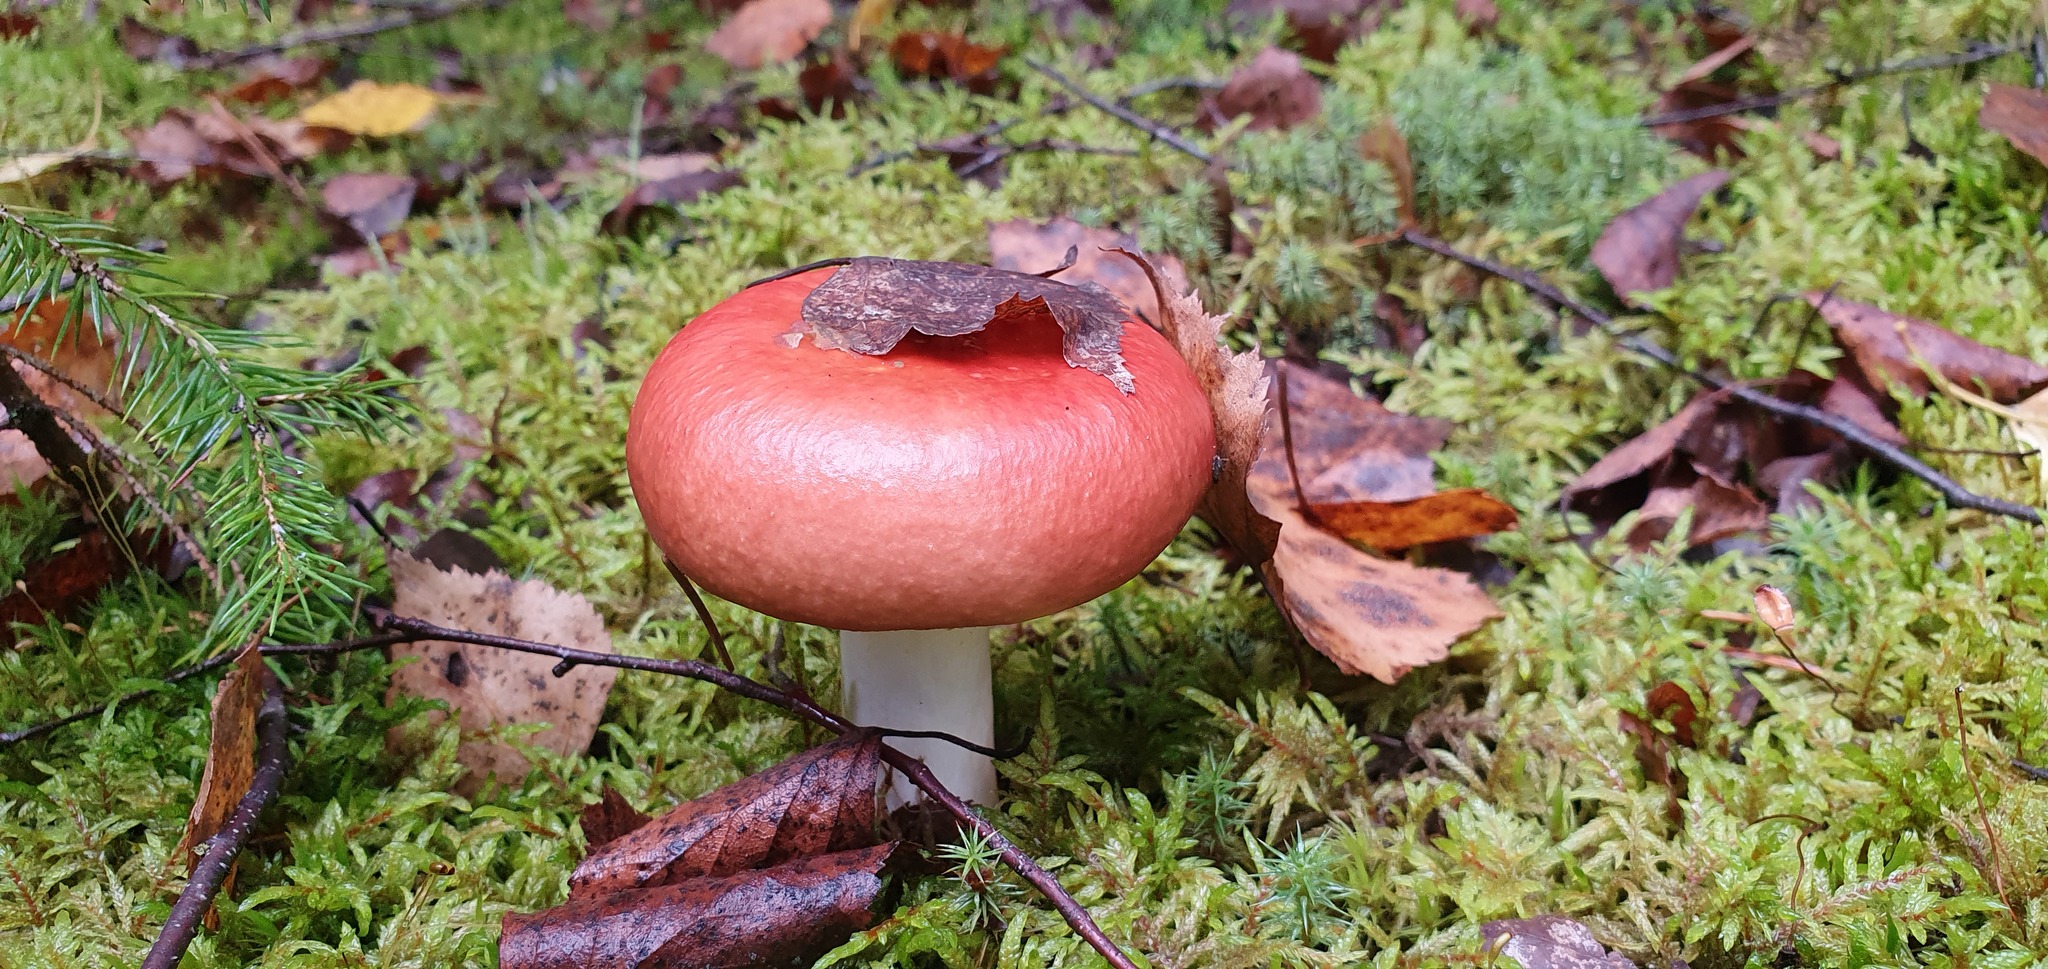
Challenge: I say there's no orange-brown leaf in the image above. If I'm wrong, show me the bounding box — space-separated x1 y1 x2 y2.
175 644 272 870
1980 82 2048 169
1309 487 1518 549
1357 119 1416 230
705 0 832 70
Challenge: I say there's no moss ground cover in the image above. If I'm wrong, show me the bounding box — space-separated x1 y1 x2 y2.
4 0 2048 965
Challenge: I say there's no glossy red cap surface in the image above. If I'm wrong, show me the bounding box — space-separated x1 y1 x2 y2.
626 266 1216 631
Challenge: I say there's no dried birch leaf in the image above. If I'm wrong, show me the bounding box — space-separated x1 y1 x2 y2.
175 644 271 869
385 552 618 794
1590 170 1730 306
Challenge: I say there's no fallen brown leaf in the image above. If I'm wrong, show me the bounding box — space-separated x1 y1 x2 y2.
570 730 880 895
501 844 894 969
1804 291 2048 404
987 217 1188 324
119 17 200 66
384 552 619 795
126 106 349 186
1979 82 2048 169
599 167 741 238
795 257 1138 392
1199 46 1322 133
0 10 39 39
1451 0 1496 32
1356 119 1416 230
1260 515 1501 681
0 529 174 626
1228 0 1390 62
1645 680 1698 748
890 31 1006 93
1590 170 1730 307
1624 463 1768 551
321 172 418 239
1480 915 1637 969
1648 81 1750 160
1 296 119 497
221 55 330 104
1670 32 1754 87
580 787 653 851
705 0 832 70
174 644 272 871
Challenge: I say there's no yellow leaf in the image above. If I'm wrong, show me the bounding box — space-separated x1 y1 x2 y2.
848 0 895 50
299 81 442 137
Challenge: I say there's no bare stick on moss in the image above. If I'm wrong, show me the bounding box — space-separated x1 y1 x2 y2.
1639 40 2020 129
196 0 502 68
140 678 290 969
1396 229 2044 525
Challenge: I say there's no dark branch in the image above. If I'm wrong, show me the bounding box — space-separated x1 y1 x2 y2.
196 0 501 68
140 677 290 969
1024 59 1217 164
1397 229 2043 525
1639 40 2020 128
0 351 127 525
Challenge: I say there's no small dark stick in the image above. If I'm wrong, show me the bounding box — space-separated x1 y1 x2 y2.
1275 368 1326 530
664 560 735 671
141 679 291 969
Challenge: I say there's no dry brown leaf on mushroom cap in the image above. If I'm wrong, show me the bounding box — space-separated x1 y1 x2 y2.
1591 169 1730 308
790 256 1137 392
987 218 1188 325
569 731 881 896
384 551 617 796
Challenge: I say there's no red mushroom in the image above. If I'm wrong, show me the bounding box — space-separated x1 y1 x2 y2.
626 262 1215 805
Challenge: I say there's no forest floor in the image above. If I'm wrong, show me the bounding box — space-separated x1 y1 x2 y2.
4 0 2048 966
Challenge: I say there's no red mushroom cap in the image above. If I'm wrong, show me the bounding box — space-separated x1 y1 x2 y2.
626 266 1216 631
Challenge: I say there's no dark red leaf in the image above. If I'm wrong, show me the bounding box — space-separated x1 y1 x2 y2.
1979 82 2048 169
0 11 39 39
0 530 171 627
1590 170 1730 307
1645 680 1698 748
502 844 895 969
1805 292 2048 404
321 173 419 239
581 786 653 850
569 730 881 895
1198 47 1322 133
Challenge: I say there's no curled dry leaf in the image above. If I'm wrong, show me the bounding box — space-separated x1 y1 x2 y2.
174 644 272 871
321 172 418 239
1480 915 1637 969
127 106 348 186
2 296 119 496
793 257 1136 392
384 551 618 795
987 217 1188 324
570 730 881 896
1356 119 1416 231
1979 82 2048 168
1199 46 1323 133
1312 489 1519 549
0 530 173 626
1112 250 1273 558
501 844 895 969
1590 170 1730 307
1261 525 1503 681
704 0 832 70
1804 292 2048 404
1623 462 1767 552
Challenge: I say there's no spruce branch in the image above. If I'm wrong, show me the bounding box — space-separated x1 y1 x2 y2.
0 203 406 646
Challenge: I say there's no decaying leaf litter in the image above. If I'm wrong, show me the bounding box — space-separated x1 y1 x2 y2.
6 0 2048 966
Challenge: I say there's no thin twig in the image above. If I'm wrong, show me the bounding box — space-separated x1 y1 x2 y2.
1953 687 2025 942
139 677 290 969
662 560 734 671
195 0 499 68
1639 40 2020 128
1396 229 2045 525
1025 59 1216 163
0 350 125 524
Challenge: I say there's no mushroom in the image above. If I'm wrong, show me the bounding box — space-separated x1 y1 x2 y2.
626 263 1214 806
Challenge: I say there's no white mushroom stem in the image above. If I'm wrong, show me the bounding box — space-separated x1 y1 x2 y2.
837 626 997 809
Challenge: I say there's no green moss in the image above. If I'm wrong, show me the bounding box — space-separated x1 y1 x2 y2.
6 0 2048 965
